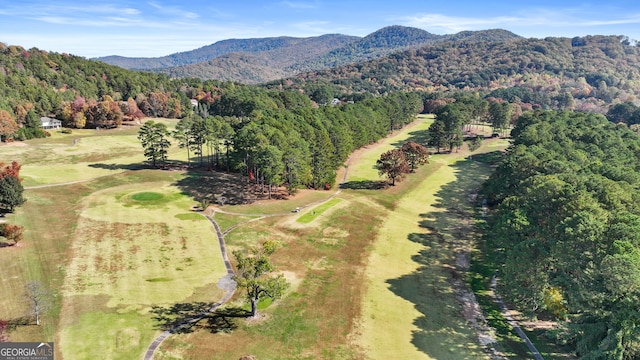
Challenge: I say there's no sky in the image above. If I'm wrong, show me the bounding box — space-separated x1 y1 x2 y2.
2 1 640 58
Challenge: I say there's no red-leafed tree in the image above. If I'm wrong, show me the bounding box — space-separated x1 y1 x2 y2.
401 141 430 172
125 97 145 120
0 161 25 214
375 149 409 185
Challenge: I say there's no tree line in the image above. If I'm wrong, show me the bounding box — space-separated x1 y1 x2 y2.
269 35 640 115
138 89 424 194
482 110 640 358
0 43 238 139
0 161 26 247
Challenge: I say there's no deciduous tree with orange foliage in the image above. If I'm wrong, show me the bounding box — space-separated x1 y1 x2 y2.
401 141 429 172
375 149 409 186
0 110 19 141
0 223 24 246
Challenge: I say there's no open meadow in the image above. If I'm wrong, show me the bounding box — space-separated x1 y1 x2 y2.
0 120 224 359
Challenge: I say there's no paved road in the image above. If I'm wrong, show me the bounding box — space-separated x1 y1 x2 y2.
142 214 236 360
490 276 544 360
142 158 355 359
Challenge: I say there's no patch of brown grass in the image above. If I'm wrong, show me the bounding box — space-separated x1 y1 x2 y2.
157 197 384 359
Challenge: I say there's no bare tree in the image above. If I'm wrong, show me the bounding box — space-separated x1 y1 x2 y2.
24 281 51 326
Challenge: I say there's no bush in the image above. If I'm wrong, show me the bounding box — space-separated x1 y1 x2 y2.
61 128 72 134
543 286 568 320
0 223 24 245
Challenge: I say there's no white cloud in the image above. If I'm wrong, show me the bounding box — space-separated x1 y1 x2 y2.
399 9 640 34
147 1 199 19
279 1 319 10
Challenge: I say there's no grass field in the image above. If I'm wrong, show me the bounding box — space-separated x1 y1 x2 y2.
0 116 567 360
296 198 342 224
5 122 189 187
56 179 227 358
0 126 225 359
345 114 434 183
355 156 491 359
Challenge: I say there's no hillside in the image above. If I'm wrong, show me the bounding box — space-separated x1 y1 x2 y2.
302 27 520 69
273 35 640 112
98 26 522 84
95 34 358 71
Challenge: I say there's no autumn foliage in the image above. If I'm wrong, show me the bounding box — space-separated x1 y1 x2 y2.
0 223 24 245
375 149 410 186
0 161 21 179
0 161 25 214
0 110 19 141
401 141 430 172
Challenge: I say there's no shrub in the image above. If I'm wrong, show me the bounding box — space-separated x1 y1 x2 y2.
0 223 24 245
543 287 568 320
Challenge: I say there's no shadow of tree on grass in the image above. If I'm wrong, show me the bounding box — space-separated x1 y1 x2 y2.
88 163 146 171
150 302 250 334
339 180 389 190
392 128 431 148
174 170 252 206
386 159 494 358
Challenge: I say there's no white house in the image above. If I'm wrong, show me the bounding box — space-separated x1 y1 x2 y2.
40 117 62 129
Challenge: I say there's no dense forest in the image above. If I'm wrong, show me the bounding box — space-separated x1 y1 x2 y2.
271 35 640 114
158 88 423 192
97 26 521 84
96 34 359 71
483 111 640 358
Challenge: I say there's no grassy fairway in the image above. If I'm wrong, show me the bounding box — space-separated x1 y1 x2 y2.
0 126 226 359
0 116 515 359
296 198 342 224
0 124 188 187
58 180 227 358
64 182 226 307
356 156 491 359
345 114 434 183
153 117 506 359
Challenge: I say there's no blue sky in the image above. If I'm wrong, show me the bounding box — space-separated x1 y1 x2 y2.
2 1 640 58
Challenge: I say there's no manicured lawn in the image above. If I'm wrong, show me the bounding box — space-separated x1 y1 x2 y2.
0 124 188 187
211 212 258 233
345 114 434 183
296 198 342 224
355 156 491 359
154 116 500 360
56 180 227 358
60 310 156 360
222 189 332 215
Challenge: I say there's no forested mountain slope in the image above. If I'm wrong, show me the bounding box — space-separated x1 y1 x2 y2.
97 26 521 84
95 34 358 70
274 35 640 112
303 27 520 69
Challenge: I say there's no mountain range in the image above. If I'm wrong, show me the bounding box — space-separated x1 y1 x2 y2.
95 26 522 84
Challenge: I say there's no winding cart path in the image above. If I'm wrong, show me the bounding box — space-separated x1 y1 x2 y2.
142 215 236 360
142 159 352 359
